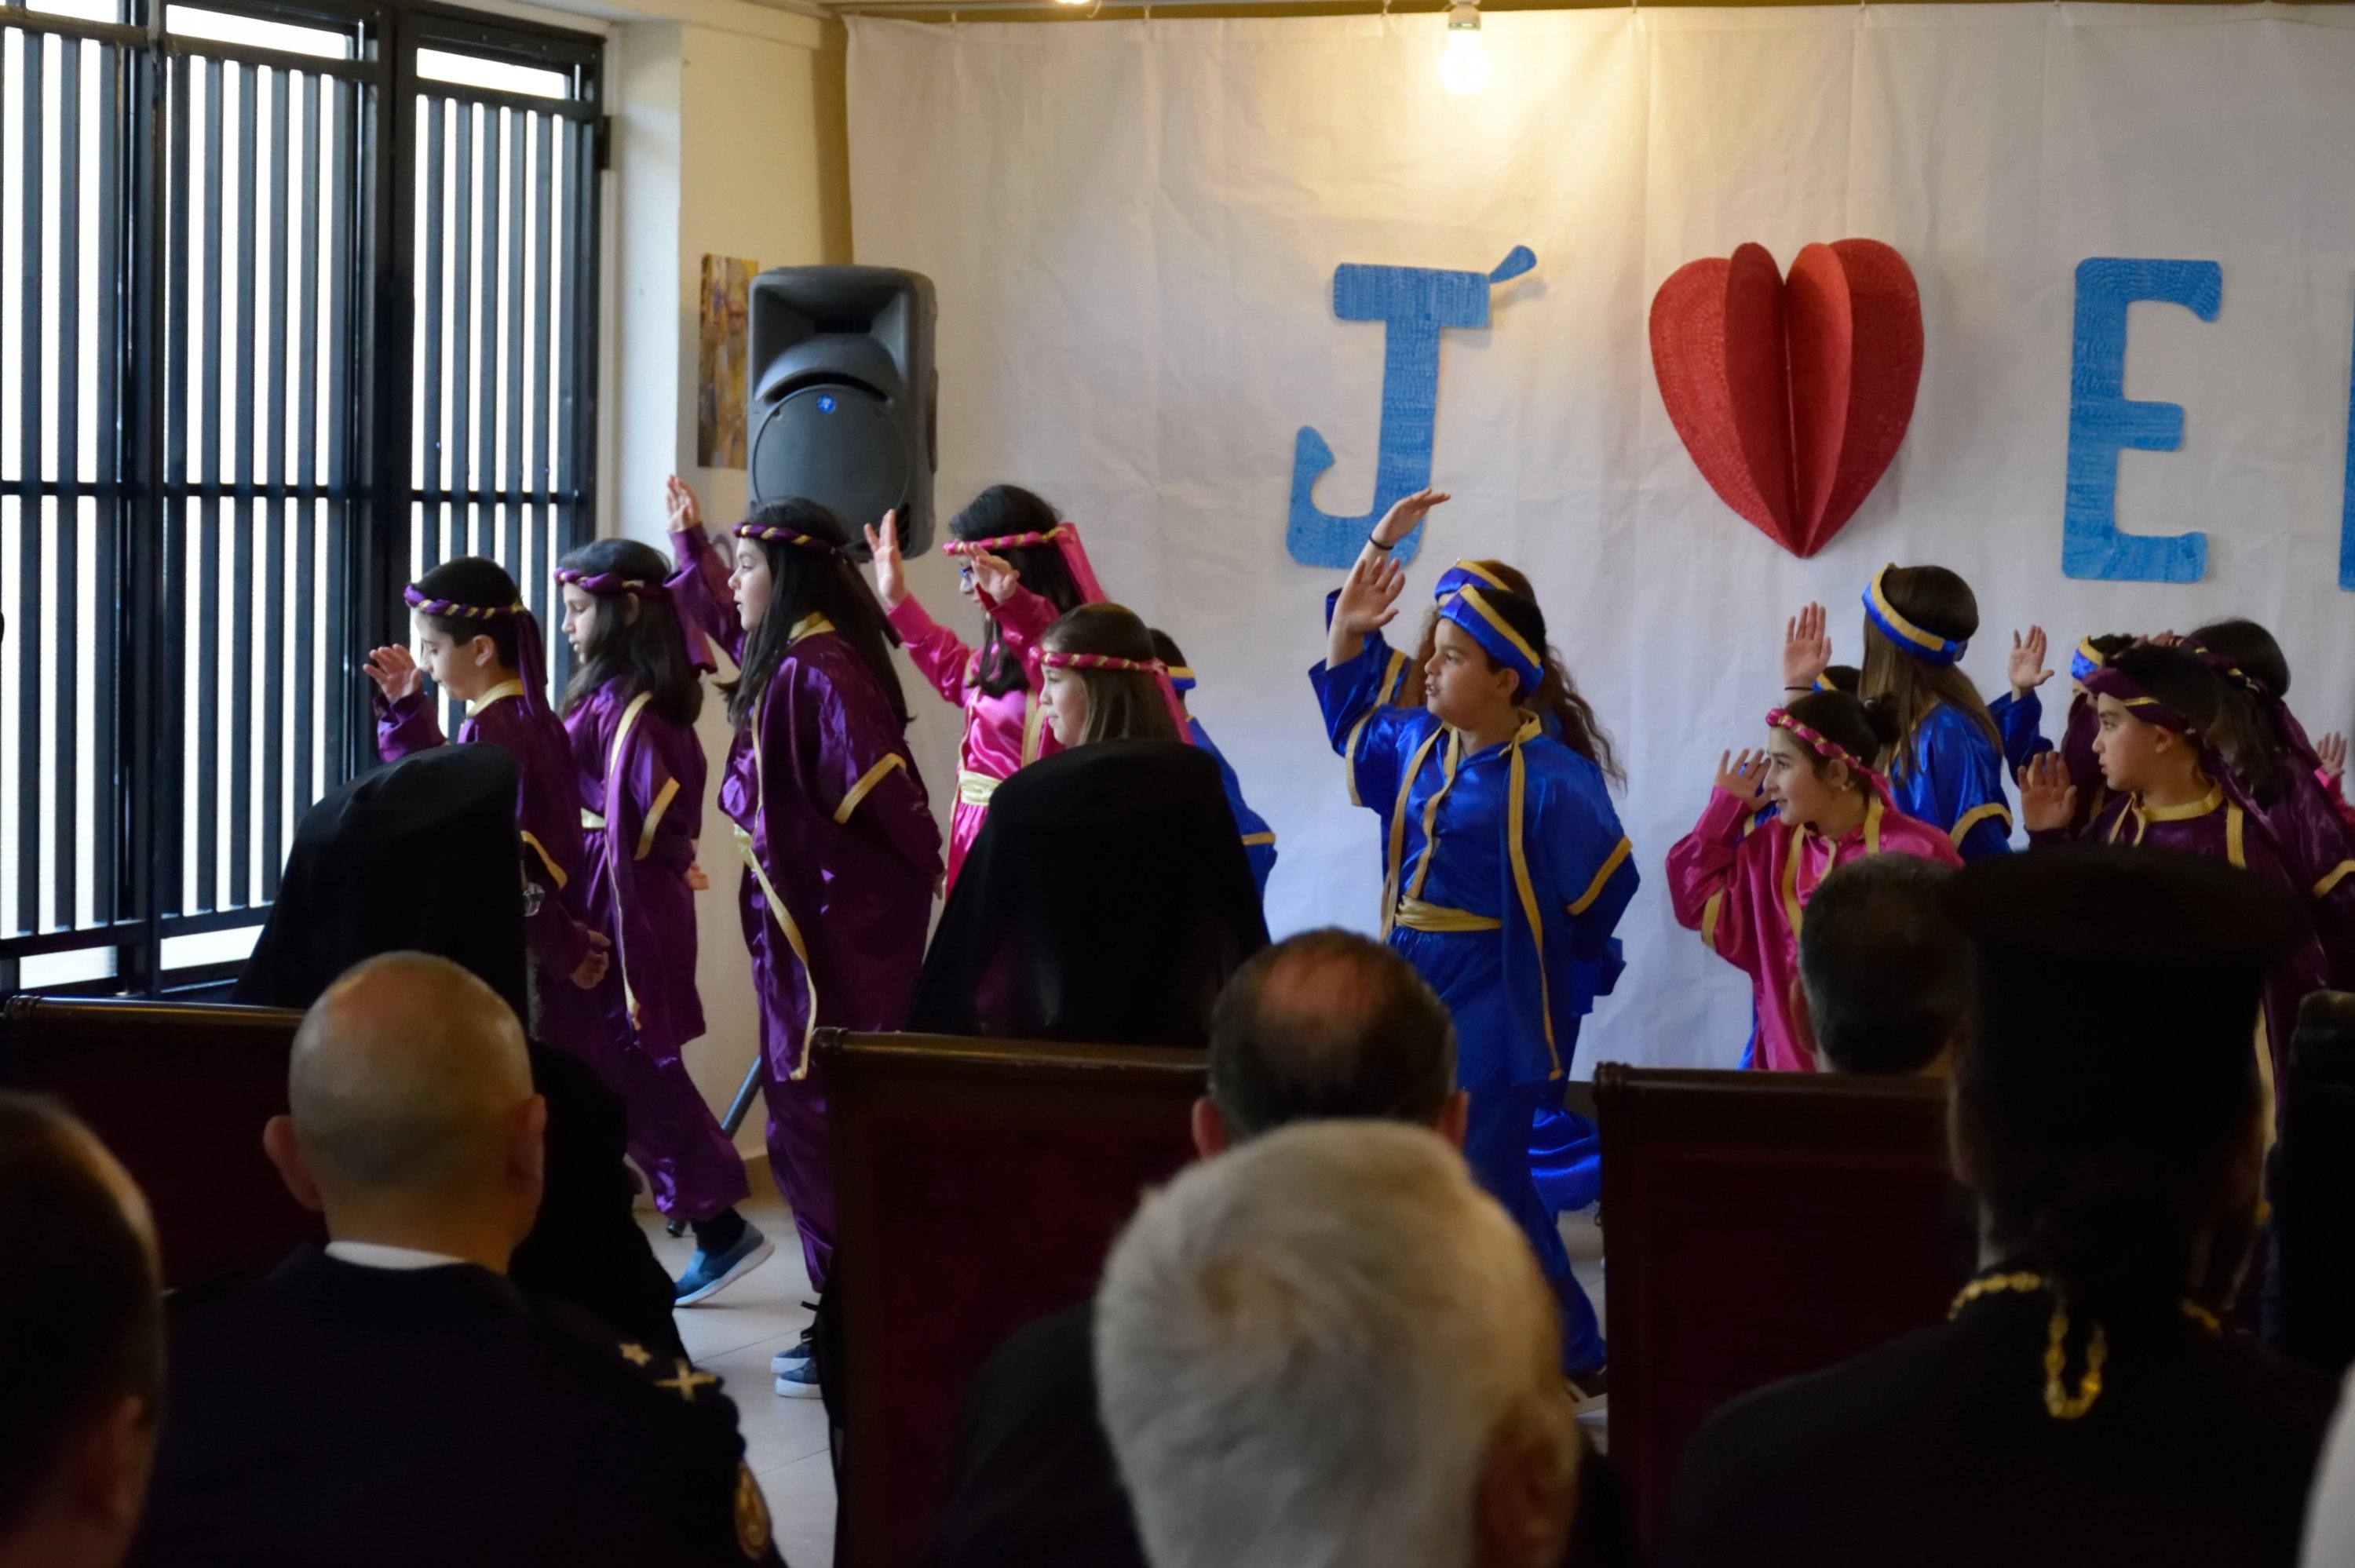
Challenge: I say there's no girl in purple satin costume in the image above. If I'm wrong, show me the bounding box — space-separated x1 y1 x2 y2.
667 480 943 1342
363 556 615 1070
557 536 770 1305
2174 618 2355 992
2021 641 2329 1118
864 484 1103 893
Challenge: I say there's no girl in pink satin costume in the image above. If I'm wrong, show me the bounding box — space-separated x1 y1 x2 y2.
1668 690 1964 1073
864 485 1103 892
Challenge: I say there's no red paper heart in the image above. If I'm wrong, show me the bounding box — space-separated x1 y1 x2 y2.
1650 240 1923 558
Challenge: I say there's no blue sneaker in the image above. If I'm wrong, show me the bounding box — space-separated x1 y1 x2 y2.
769 1321 816 1376
774 1358 822 1398
672 1223 774 1307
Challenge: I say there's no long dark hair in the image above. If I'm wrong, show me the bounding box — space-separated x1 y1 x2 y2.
2189 618 2294 801
1781 689 1903 791
951 486 1087 698
1041 603 1184 746
1405 559 1623 787
411 556 524 668
556 538 703 728
721 499 911 731
1858 564 2002 778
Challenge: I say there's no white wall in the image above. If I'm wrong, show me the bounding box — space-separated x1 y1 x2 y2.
607 5 864 1143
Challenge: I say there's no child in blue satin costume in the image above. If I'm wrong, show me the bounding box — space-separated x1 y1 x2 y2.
1311 490 1636 1381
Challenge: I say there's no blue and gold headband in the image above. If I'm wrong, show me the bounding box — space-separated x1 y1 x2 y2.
1432 559 1513 605
1863 565 1966 666
2069 637 2107 685
1165 664 1197 693
1439 585 1543 695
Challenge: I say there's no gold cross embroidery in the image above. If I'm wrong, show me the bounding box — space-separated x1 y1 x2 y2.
655 1360 720 1402
618 1343 652 1368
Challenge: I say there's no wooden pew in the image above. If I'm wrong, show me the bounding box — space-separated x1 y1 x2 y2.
820 1027 1205 1568
1596 1064 1970 1528
0 995 319 1288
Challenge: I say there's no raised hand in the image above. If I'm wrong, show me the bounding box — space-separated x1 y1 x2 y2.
665 474 703 536
968 549 1020 605
2320 732 2348 783
363 644 422 702
1714 748 1769 803
1371 488 1451 550
2008 626 2054 699
1334 554 1407 638
864 509 907 607
1782 603 1831 691
2019 753 2078 833
570 931 612 990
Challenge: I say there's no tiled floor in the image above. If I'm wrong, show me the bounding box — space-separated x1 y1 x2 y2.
642 1170 1609 1567
642 1177 836 1568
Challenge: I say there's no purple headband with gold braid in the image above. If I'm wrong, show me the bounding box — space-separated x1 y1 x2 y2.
733 520 849 556
553 567 717 675
2163 633 2331 780
554 567 667 601
403 582 551 719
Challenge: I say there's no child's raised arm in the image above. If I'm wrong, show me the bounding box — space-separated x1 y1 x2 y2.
1781 603 1831 697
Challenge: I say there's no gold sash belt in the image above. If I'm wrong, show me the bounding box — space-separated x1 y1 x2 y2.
958 769 1003 808
1393 897 1502 933
581 808 607 830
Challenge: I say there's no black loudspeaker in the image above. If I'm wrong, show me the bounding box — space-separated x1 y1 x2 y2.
746 265 938 556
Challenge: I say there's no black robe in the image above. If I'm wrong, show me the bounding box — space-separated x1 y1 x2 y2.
233 744 682 1357
910 738 1269 1046
1659 1290 2336 1568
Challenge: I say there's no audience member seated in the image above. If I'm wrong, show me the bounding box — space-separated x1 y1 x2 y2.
0 1095 162 1568
910 602 1268 1044
1660 846 2339 1568
130 955 783 1568
1097 1120 1584 1568
235 742 681 1355
922 929 1635 1568
1791 854 1967 1074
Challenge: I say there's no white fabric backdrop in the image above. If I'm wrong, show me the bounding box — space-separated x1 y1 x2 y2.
846 3 2355 1070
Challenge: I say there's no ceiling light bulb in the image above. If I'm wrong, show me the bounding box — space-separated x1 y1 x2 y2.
1440 4 1489 96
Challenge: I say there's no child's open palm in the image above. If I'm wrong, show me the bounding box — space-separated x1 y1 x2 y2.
2019 753 2077 833
1334 555 1406 637
364 644 421 702
1782 603 1831 691
665 475 703 536
864 510 907 607
1714 749 1768 804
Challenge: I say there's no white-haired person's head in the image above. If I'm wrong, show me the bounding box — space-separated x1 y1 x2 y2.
1093 1121 1579 1568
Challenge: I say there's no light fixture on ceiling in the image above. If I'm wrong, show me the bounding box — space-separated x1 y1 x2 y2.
1440 2 1490 95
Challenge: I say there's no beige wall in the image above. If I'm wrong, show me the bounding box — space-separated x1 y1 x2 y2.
609 8 855 1147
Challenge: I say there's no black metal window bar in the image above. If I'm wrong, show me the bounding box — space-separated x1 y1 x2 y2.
0 0 603 996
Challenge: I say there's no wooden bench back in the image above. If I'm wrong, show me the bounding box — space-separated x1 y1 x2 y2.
1596 1064 1970 1526
0 995 319 1287
821 1028 1203 1568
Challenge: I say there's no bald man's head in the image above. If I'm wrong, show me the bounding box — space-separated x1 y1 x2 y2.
283 952 537 1215
1207 930 1459 1140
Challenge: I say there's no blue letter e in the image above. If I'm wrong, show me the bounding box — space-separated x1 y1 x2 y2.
2061 258 2219 584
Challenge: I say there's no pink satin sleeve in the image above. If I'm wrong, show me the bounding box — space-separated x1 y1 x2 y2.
1666 789 1764 975
886 595 976 707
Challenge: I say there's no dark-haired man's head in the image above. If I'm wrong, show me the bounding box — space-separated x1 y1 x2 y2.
1199 929 1466 1156
0 1096 162 1568
1943 846 2300 1318
1793 855 1968 1075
